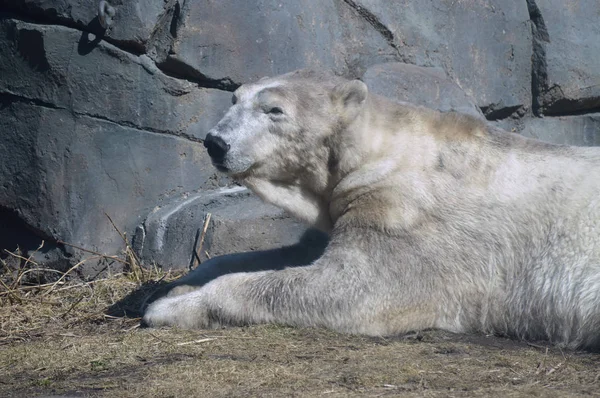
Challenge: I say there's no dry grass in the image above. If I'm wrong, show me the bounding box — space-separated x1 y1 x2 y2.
0 242 180 343
1 243 600 397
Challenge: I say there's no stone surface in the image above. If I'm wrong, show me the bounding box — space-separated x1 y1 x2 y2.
164 0 398 84
494 114 600 147
136 187 309 269
346 0 532 116
1 0 176 52
362 62 484 119
529 0 600 115
0 100 222 259
0 18 232 140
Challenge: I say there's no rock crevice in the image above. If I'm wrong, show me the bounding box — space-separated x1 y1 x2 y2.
526 0 549 116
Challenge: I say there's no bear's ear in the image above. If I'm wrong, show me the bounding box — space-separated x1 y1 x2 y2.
331 79 368 120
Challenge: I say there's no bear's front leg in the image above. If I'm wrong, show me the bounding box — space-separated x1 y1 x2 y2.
142 248 440 335
142 266 345 330
142 260 378 332
143 270 277 329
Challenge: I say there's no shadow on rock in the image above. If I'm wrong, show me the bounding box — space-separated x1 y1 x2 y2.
77 17 106 55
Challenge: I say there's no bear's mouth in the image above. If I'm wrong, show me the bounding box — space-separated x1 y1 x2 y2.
212 162 230 173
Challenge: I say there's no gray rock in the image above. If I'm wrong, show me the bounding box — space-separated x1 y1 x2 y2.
362 62 484 119
164 0 399 84
494 115 600 147
346 0 532 116
0 100 222 260
1 0 177 52
522 115 600 147
527 0 600 115
0 18 232 140
136 186 309 269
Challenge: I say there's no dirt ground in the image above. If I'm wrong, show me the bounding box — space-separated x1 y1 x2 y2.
1 256 600 398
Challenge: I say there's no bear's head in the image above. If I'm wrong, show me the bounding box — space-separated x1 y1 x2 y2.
203 69 368 181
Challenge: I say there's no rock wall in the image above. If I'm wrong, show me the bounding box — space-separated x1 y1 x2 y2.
0 0 598 272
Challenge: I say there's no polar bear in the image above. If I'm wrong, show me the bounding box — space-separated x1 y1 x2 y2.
143 69 600 350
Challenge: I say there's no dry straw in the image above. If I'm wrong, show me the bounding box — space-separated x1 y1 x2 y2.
0 214 185 345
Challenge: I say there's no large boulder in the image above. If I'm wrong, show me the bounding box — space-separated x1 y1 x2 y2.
527 0 600 115
495 115 600 147
0 18 232 140
0 17 236 269
344 0 532 117
0 100 223 266
165 0 533 117
135 187 310 269
521 115 600 146
362 62 484 119
0 0 178 53
162 0 399 84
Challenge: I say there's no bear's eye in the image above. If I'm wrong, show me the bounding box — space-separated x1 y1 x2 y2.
231 95 238 105
267 107 284 115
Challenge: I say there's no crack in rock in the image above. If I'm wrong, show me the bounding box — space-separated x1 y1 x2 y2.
0 91 204 144
157 56 241 92
341 0 401 58
0 91 65 111
525 0 549 116
480 104 525 121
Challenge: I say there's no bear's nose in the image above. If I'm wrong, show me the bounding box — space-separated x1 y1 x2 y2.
204 133 230 163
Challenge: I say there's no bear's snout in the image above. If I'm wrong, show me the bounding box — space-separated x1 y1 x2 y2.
204 133 230 166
